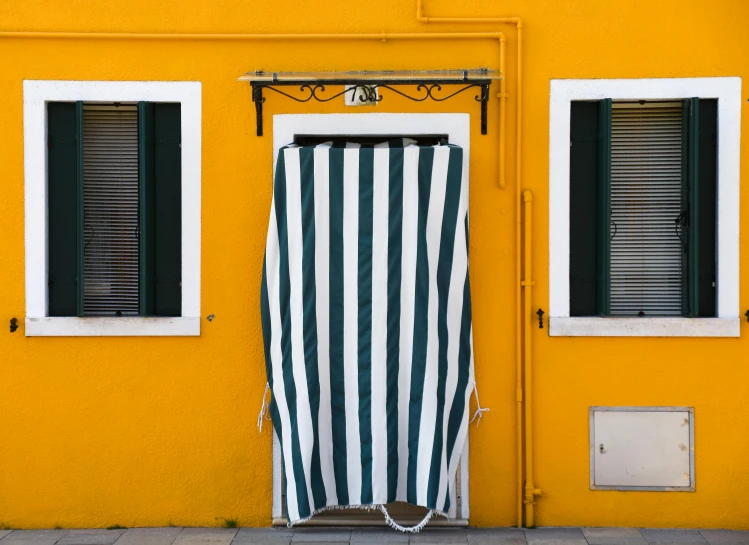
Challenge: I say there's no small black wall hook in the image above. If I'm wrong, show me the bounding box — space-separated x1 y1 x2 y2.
744 310 749 323
10 318 18 333
536 308 545 329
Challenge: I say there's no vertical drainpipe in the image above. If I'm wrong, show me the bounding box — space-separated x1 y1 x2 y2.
522 189 542 526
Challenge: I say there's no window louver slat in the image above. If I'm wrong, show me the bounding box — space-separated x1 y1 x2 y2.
83 104 140 316
610 102 683 316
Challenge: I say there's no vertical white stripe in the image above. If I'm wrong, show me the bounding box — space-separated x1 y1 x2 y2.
284 148 316 513
436 165 469 510
370 143 390 504
343 144 362 505
265 189 300 522
313 145 337 506
396 145 420 500
416 147 450 504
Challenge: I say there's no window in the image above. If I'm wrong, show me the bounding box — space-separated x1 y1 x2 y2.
24 81 201 336
548 78 741 337
569 99 716 318
48 101 182 317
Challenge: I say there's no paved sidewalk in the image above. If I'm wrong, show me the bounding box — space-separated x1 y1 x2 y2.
1 527 748 545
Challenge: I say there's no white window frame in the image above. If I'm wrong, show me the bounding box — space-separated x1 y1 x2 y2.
24 80 202 336
271 113 471 523
549 77 741 337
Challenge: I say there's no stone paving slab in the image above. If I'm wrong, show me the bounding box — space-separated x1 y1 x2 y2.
57 529 126 545
350 529 410 543
640 531 707 544
291 528 352 542
233 527 294 545
112 528 182 545
0 533 10 542
583 530 643 539
172 529 238 545
699 532 749 544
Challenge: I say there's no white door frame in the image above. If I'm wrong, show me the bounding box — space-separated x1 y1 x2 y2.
270 113 471 524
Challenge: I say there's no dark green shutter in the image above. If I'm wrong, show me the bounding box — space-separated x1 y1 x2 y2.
139 102 156 315
48 101 84 317
681 98 717 317
139 102 182 316
596 99 612 316
570 102 600 316
696 99 717 317
683 98 701 317
569 99 611 316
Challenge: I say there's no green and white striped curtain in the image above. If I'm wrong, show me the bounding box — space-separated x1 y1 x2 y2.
260 139 474 529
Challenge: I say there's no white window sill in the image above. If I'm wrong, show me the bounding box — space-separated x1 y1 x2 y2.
25 317 201 337
549 317 740 338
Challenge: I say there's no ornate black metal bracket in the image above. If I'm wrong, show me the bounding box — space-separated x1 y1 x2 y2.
248 71 493 137
536 308 545 329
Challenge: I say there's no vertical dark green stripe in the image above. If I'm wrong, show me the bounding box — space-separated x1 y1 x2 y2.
76 101 84 316
274 149 311 519
696 99 717 317
138 102 155 316
328 146 349 505
385 147 404 503
47 102 82 317
357 147 375 505
426 147 463 508
680 99 691 316
407 146 434 504
443 264 472 513
596 99 612 316
299 148 327 510
687 97 700 317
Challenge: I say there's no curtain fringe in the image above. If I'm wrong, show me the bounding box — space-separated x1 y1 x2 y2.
289 504 447 533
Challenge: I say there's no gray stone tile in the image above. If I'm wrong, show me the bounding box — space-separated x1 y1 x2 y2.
640 531 706 544
173 529 237 545
113 528 182 545
584 539 647 545
526 529 585 541
700 532 749 544
583 530 642 540
232 528 294 545
294 541 349 545
350 528 409 543
409 528 468 544
468 528 526 545
232 528 292 545
0 531 68 542
57 529 125 545
0 532 12 541
291 529 351 543
0 540 61 545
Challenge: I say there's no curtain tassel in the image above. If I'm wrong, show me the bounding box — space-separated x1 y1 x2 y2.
469 381 490 426
257 382 271 432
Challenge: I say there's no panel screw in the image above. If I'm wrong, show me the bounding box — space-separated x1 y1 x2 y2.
206 314 215 322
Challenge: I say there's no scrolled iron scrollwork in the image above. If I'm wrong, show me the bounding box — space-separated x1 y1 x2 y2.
250 79 492 136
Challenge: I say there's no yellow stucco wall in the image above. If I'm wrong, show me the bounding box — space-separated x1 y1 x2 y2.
1 0 748 530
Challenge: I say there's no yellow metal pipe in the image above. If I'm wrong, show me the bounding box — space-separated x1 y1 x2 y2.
522 189 541 527
0 30 505 41
416 0 526 527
